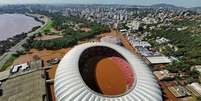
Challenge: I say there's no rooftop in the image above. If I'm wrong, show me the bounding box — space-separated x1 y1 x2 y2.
0 70 47 101
168 86 191 98
153 70 175 81
145 56 171 64
0 70 10 81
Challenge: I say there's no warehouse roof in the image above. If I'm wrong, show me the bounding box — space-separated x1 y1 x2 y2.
146 56 171 64
168 86 191 98
0 70 10 81
0 70 47 101
190 83 201 96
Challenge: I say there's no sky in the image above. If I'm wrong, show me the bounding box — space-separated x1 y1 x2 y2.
0 0 201 8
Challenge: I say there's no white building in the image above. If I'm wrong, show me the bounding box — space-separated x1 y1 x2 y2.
145 56 172 65
133 41 152 48
156 37 170 44
190 83 201 96
127 20 141 30
11 63 29 73
154 70 175 81
142 17 158 24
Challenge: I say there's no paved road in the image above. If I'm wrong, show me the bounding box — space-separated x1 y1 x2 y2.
0 15 49 69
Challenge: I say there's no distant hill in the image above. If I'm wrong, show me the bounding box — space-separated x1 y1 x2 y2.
149 3 186 10
151 3 177 8
190 7 201 12
86 3 187 10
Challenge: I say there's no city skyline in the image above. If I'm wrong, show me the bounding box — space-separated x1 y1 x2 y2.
0 0 201 8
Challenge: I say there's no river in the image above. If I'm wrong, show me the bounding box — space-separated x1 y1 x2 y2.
0 14 42 41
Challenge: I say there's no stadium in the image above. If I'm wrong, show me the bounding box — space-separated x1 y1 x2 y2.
54 42 162 101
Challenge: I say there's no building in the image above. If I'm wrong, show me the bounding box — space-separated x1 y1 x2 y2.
142 17 157 24
132 41 152 48
11 63 29 74
47 58 60 66
154 70 175 81
136 47 160 57
119 29 127 33
0 70 10 82
144 56 172 65
30 60 44 69
0 60 47 101
156 37 170 44
168 86 191 98
54 42 162 101
126 20 141 31
187 83 201 96
0 70 47 101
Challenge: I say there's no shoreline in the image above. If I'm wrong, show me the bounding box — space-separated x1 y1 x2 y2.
25 13 45 24
0 13 43 41
0 13 43 56
0 14 49 70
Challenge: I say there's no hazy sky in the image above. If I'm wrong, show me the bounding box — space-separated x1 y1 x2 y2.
0 0 201 8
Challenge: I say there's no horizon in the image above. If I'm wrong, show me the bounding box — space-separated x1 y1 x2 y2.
0 0 201 8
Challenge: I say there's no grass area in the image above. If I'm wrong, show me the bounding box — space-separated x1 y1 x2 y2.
0 55 17 72
46 20 53 30
42 19 53 33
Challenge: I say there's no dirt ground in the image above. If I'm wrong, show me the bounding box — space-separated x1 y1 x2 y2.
159 81 178 101
14 48 70 66
34 35 63 40
98 31 139 54
51 28 62 33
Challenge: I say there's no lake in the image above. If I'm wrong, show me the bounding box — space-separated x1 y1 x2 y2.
0 14 42 41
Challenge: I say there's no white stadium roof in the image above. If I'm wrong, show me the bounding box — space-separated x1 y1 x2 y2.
54 42 162 101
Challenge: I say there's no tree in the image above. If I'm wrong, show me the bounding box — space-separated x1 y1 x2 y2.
162 46 174 56
167 61 190 73
196 96 201 101
189 70 200 79
44 29 50 34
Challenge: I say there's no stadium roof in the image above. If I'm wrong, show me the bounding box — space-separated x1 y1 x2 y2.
54 42 162 101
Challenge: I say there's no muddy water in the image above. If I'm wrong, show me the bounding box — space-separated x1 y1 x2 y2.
96 57 133 95
0 14 42 40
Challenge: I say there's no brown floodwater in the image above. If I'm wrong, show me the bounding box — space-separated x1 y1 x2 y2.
96 57 134 95
78 46 134 96
0 14 42 40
